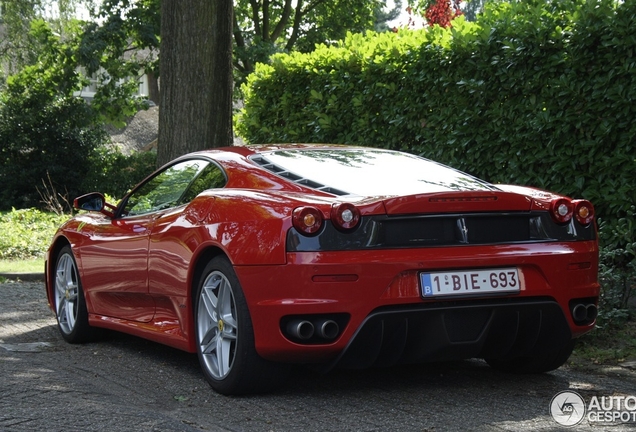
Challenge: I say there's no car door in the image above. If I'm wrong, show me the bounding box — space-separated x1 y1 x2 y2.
80 159 211 322
78 211 155 322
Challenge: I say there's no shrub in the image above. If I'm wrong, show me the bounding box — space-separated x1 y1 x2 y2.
597 207 636 324
0 87 108 210
0 208 69 260
81 147 157 201
0 80 156 210
237 0 636 320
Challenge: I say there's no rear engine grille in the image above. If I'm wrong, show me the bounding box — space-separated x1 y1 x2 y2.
381 215 531 247
287 212 596 252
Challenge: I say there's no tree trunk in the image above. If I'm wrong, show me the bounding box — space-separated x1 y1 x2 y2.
157 0 234 167
146 71 160 106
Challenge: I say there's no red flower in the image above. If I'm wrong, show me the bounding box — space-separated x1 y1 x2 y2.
425 0 463 28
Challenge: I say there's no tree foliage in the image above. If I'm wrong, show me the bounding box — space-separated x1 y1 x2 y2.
0 19 108 210
375 0 403 31
73 0 401 95
233 0 399 81
0 0 41 81
76 0 159 122
0 0 93 83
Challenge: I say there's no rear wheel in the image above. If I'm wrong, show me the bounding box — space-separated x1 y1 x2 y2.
195 256 284 395
54 246 93 343
485 340 575 374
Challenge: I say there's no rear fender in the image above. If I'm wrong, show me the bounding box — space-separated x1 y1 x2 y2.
187 191 297 265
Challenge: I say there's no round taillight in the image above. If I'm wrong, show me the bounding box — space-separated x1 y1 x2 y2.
292 207 323 235
573 200 595 226
331 203 360 231
550 198 574 224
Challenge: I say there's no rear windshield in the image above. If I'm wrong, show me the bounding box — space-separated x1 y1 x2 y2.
254 148 497 196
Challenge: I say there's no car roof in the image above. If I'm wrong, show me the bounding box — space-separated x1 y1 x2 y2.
180 144 355 196
188 143 356 158
180 144 497 198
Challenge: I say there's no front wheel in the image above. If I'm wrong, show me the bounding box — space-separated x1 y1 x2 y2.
54 245 93 343
485 340 575 374
195 256 284 395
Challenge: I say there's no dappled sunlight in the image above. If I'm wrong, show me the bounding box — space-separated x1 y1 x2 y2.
0 311 49 321
0 318 56 340
0 342 53 352
0 355 20 362
11 368 55 379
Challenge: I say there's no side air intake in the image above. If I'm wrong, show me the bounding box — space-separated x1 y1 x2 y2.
251 156 349 196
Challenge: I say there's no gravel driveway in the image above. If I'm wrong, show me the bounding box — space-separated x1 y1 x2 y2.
1 280 635 431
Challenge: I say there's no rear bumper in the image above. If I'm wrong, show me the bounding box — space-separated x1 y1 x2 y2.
235 241 599 364
330 299 571 370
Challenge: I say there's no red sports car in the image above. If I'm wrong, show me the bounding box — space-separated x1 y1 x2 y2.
45 145 599 395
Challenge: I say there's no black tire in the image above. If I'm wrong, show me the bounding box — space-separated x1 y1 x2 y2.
194 256 285 395
53 245 93 343
485 340 576 374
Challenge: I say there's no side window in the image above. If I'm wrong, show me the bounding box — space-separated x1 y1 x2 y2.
180 162 227 203
122 160 208 216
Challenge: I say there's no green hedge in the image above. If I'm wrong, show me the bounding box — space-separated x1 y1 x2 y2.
0 208 69 260
236 0 635 228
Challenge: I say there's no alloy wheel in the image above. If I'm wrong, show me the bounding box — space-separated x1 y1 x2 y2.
55 253 79 335
197 270 238 380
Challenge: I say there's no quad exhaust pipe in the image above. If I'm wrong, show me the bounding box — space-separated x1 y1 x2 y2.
285 318 340 341
286 320 315 340
571 303 598 324
316 319 339 339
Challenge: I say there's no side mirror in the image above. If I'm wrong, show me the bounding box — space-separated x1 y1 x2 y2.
74 192 105 212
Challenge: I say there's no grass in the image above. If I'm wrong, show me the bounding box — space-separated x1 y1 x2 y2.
571 317 636 367
0 258 45 274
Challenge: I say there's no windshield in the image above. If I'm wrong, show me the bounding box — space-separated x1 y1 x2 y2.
254 148 497 196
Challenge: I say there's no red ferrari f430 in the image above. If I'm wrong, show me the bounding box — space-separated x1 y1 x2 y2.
45 145 599 395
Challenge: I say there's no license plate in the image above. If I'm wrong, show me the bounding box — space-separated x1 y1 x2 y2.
420 268 521 297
